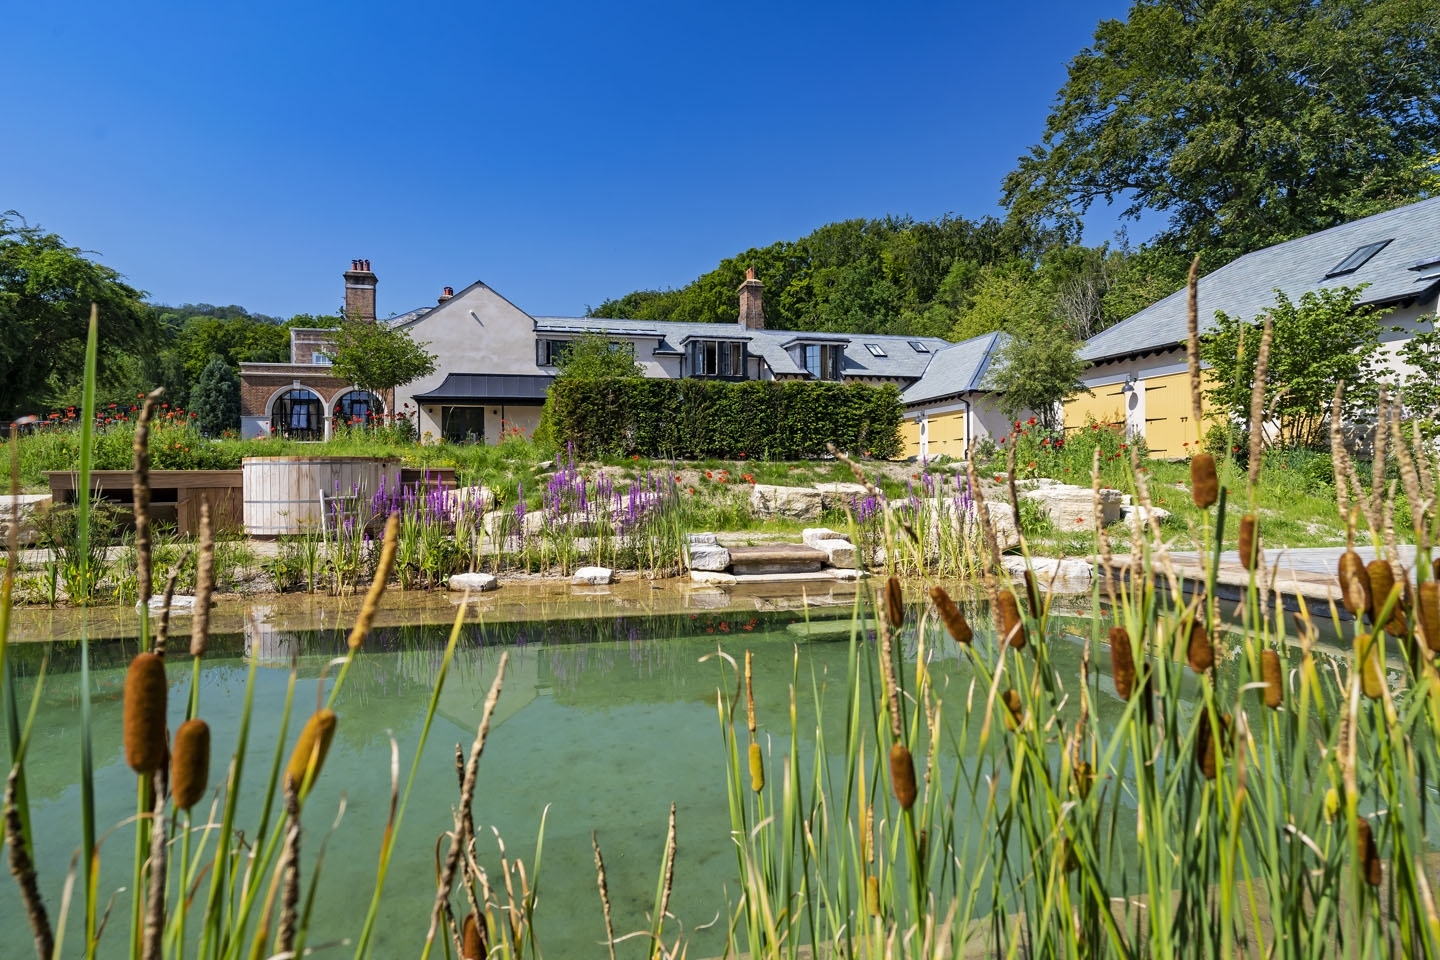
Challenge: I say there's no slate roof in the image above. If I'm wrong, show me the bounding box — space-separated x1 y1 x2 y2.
532 316 949 381
412 373 554 403
899 332 1010 406
1082 197 1440 363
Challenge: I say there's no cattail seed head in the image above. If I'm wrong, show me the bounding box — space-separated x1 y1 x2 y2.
885 576 904 630
930 586 972 645
1366 560 1407 635
1073 761 1094 801
865 875 881 917
1002 689 1023 731
1357 816 1381 887
171 718 210 810
1238 514 1259 571
1356 632 1384 700
1195 712 1228 781
889 743 917 810
1190 453 1218 509
124 652 168 775
1419 582 1440 653
286 709 337 798
1324 787 1341 822
1109 626 1136 700
748 741 764 794
1186 618 1214 673
1337 550 1372 616
1023 569 1042 620
998 591 1026 649
462 912 484 960
1261 650 1283 709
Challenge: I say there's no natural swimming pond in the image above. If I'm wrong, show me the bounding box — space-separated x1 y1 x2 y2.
1 600 1011 958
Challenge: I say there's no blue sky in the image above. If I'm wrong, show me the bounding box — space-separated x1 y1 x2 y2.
3 0 1140 320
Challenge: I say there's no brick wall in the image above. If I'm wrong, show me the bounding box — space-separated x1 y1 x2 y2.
238 367 356 418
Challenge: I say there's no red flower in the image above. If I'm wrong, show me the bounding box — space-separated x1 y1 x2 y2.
1027 417 1036 426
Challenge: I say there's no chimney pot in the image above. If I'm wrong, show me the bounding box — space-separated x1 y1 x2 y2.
343 259 378 323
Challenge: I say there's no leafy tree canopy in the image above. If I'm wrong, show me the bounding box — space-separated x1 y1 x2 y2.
1003 0 1440 263
0 212 155 419
327 320 438 395
982 325 1090 432
1199 286 1386 450
554 333 645 379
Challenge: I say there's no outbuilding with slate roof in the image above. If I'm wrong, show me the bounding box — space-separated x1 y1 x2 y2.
1067 198 1440 457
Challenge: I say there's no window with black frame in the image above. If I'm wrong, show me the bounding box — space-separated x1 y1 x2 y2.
799 343 843 380
332 390 383 426
687 339 746 378
271 389 324 440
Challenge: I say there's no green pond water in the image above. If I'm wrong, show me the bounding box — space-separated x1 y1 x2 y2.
1 604 994 958
1 597 1275 958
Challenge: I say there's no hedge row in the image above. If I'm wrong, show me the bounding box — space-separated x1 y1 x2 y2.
545 378 903 460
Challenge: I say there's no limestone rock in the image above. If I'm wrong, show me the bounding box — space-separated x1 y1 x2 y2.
1122 504 1172 524
686 532 718 546
802 527 850 548
813 482 870 509
448 572 498 592
572 566 614 585
690 570 739 586
0 493 49 548
750 484 824 521
1019 480 1122 531
1000 556 1093 590
138 594 196 613
814 538 856 569
686 543 731 572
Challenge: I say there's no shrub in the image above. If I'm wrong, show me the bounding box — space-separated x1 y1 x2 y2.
189 358 241 437
546 378 903 460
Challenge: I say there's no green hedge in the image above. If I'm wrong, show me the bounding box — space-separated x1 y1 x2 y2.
546 378 903 460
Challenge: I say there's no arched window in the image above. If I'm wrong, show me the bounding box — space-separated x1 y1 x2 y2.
271 389 323 441
332 390 384 426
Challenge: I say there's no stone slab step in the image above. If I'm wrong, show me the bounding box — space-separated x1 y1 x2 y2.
726 544 829 563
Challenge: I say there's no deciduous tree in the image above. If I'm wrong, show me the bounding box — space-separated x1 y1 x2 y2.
327 320 437 396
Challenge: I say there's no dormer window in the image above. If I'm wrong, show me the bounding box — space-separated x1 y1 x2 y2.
788 343 843 380
1326 239 1392 278
687 339 747 379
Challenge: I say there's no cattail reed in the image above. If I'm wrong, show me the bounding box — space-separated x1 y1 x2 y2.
1337 549 1372 616
998 590 1026 649
748 742 764 794
347 513 400 650
170 718 210 811
1002 689 1023 731
1357 816 1382 887
190 499 213 657
1356 633 1384 700
889 743 917 810
1195 712 1227 780
866 875 881 917
462 912 484 960
885 576 904 630
1238 514 1259 570
1023 569 1041 620
1261 650 1283 709
744 650 756 735
1074 761 1094 801
1185 254 1204 428
131 388 162 608
1186 617 1214 673
1109 626 1136 700
1190 453 1218 509
930 586 972 645
286 708 337 797
1419 581 1440 652
1366 560 1407 635
124 652 168 774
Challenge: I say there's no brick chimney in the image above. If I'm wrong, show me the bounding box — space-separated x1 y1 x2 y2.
737 266 764 330
437 286 454 304
343 259 378 323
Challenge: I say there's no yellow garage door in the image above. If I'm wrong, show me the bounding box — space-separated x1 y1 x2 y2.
1065 387 1124 434
1141 372 1200 457
900 418 921 459
927 410 967 458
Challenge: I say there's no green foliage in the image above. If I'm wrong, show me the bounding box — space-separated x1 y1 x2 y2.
0 212 155 418
546 379 902 460
1199 285 1385 450
982 328 1089 431
189 358 241 437
1398 326 1440 438
1004 0 1440 261
327 319 438 395
554 333 645 379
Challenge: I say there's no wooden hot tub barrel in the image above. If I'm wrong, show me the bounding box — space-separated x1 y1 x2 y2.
242 456 401 537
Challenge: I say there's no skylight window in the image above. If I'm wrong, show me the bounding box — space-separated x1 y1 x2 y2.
865 343 887 357
908 341 931 353
1326 239 1392 278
